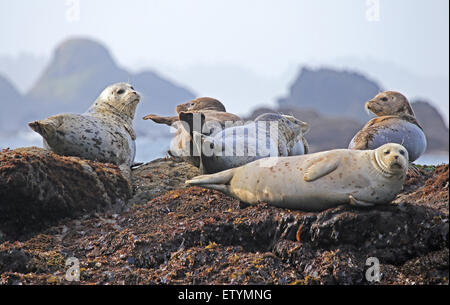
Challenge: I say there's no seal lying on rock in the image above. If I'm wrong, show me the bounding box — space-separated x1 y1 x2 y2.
142 97 241 127
348 91 427 162
194 113 310 173
186 143 409 211
143 97 242 167
28 82 140 178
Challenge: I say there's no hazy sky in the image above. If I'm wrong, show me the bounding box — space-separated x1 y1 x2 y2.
0 0 448 118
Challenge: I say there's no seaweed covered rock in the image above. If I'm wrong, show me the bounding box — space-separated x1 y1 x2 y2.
0 161 448 285
0 147 131 240
130 157 200 206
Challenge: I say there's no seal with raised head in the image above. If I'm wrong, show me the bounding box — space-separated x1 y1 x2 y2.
142 97 240 126
143 97 242 166
348 91 427 161
192 113 310 174
28 82 140 178
186 143 409 211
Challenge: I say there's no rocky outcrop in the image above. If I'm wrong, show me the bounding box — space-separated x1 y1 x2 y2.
0 147 131 241
0 156 447 285
0 74 24 132
412 100 449 153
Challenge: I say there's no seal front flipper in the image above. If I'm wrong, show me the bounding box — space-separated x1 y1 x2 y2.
348 195 375 207
143 114 179 126
303 158 340 182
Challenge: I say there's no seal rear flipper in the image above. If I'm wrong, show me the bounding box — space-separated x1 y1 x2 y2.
28 117 61 138
304 158 340 182
186 168 235 185
348 195 375 207
186 168 235 196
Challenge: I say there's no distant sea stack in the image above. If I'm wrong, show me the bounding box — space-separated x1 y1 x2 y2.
277 67 382 122
25 38 196 136
0 74 24 132
412 100 449 153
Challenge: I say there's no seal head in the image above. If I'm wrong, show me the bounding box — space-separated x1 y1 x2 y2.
176 97 226 113
88 82 140 140
365 91 415 118
372 143 409 177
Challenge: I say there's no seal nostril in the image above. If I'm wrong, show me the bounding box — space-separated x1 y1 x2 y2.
394 155 399 160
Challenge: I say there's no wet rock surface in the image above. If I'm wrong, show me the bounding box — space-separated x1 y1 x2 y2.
129 157 199 206
0 147 131 241
0 154 448 285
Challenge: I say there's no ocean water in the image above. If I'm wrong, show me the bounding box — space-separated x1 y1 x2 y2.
0 130 171 163
0 131 448 166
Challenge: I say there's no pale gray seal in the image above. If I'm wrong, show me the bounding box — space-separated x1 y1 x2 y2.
28 82 140 178
186 143 409 211
349 91 427 161
194 113 309 174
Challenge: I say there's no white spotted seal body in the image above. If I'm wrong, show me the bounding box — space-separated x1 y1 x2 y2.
197 113 309 173
29 83 140 177
187 143 409 211
349 91 427 161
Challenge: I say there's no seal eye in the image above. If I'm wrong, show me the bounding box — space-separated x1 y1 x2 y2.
400 150 405 156
384 150 390 155
381 97 388 101
117 89 125 94
130 86 134 90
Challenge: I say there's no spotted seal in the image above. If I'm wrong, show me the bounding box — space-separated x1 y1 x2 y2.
28 82 140 178
143 97 242 166
186 143 409 211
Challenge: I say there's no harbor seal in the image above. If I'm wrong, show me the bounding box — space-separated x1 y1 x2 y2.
186 143 409 211
143 97 242 166
142 97 239 127
349 91 427 161
193 113 309 174
28 82 140 178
